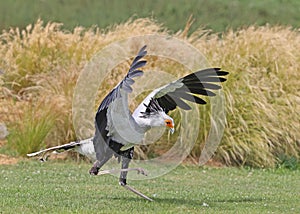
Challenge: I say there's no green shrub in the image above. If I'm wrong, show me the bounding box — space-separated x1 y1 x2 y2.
7 102 58 156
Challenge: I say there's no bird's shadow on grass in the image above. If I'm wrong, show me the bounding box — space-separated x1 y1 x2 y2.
109 195 266 206
109 196 202 206
212 197 265 203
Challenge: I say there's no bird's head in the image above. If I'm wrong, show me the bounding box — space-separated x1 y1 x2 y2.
140 110 175 134
139 98 175 134
164 117 175 134
160 112 175 134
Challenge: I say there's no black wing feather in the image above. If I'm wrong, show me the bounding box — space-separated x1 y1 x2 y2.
144 67 228 114
157 95 177 112
97 46 147 112
128 70 144 78
129 60 147 72
130 45 147 66
184 82 221 90
167 94 192 110
183 67 228 79
169 91 207 105
175 87 216 96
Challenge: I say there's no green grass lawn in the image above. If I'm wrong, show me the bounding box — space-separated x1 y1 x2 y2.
0 160 299 213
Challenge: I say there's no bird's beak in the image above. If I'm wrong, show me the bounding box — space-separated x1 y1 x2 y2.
165 119 175 134
169 127 175 134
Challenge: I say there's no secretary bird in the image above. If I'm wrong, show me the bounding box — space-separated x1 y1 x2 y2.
28 45 228 201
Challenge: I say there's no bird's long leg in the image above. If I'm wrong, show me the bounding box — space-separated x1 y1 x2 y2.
89 154 112 175
118 147 134 186
117 147 153 202
89 134 114 175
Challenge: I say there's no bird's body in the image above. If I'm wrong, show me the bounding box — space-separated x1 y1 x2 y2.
89 45 228 187
75 138 95 160
27 45 228 201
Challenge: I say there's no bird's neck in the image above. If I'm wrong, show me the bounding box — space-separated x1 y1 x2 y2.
132 113 163 130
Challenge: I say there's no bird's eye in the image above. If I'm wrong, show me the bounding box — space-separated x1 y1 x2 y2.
166 121 170 124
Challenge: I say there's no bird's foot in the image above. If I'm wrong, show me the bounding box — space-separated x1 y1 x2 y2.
135 167 147 176
119 178 127 186
89 166 99 175
39 156 47 162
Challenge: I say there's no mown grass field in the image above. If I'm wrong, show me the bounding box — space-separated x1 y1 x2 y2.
0 160 299 213
0 0 299 32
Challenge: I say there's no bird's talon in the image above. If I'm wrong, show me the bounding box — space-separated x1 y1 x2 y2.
119 178 127 186
137 168 147 176
89 166 99 175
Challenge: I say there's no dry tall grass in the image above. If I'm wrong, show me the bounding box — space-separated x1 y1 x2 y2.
0 19 299 167
191 26 300 167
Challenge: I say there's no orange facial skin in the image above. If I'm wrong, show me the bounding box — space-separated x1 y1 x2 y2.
165 119 174 128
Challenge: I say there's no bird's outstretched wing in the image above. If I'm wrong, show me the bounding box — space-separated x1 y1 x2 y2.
133 68 228 116
96 46 147 113
94 45 147 150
